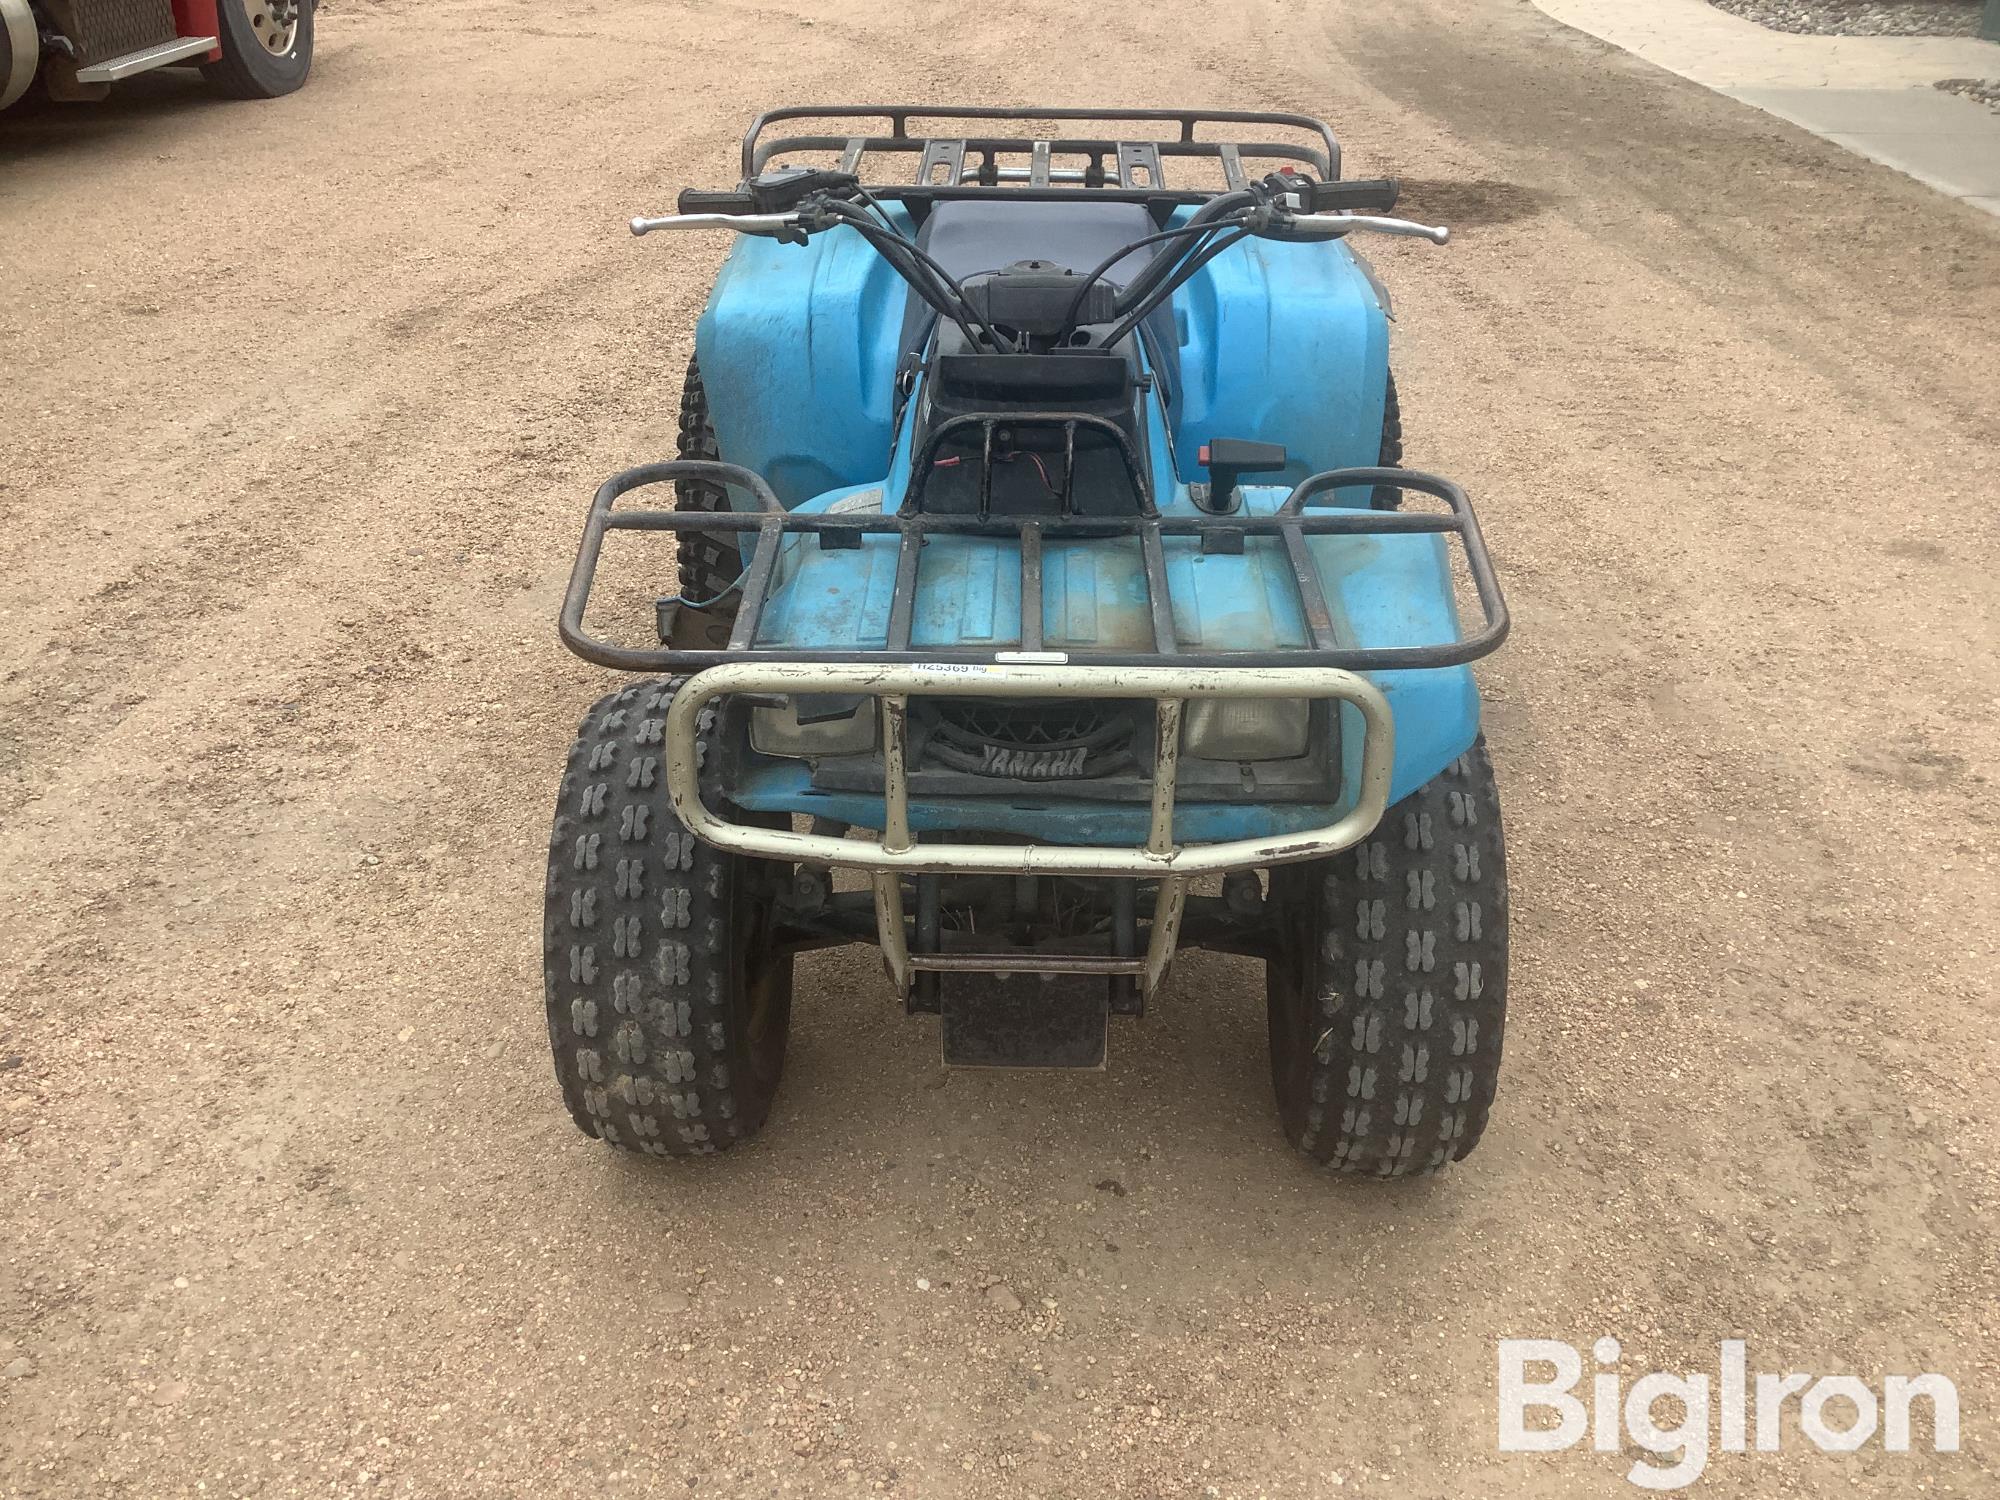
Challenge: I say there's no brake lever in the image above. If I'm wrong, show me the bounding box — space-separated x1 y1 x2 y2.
629 211 808 241
1281 213 1450 246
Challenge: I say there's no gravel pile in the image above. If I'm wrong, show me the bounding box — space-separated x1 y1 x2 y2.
1706 0 1984 35
1936 76 2000 111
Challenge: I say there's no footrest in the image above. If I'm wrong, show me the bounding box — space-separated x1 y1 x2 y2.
656 597 734 652
940 971 1109 1069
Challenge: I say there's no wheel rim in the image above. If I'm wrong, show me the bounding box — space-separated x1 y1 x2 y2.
3 0 38 111
239 0 301 56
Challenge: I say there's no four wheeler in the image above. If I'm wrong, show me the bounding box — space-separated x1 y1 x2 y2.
546 107 1512 1177
2 1 312 112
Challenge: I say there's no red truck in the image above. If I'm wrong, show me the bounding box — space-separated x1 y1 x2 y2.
2 1 311 111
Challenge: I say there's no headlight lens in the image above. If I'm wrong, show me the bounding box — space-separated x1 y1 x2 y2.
749 695 876 758
1182 698 1310 761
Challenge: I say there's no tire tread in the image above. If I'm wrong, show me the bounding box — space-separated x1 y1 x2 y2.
674 360 742 608
542 680 783 1155
200 0 313 100
1271 739 1508 1177
1371 370 1404 511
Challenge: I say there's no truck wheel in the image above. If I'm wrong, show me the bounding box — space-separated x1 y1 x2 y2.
2 0 37 112
1265 740 1508 1176
543 680 792 1155
1371 371 1403 510
201 0 314 101
674 359 744 611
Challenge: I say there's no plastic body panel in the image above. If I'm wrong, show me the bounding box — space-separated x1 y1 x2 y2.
730 478 1476 843
692 209 1391 505
690 211 1472 847
1167 224 1391 485
748 485 1464 682
694 217 911 510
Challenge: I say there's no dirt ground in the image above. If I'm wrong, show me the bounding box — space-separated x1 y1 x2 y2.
2 0 1996 1495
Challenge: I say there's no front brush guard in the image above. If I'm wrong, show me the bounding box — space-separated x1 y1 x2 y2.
662 661 1395 997
560 457 1508 997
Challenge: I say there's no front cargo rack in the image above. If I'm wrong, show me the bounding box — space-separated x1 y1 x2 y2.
741 104 1342 206
558 460 1509 674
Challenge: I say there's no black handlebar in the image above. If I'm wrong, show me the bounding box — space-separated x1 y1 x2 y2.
666 169 1403 354
677 168 862 217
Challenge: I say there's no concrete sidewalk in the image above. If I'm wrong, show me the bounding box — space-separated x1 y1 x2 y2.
1535 0 2000 214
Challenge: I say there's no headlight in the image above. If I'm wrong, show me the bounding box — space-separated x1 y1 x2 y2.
1182 698 1310 761
749 695 876 758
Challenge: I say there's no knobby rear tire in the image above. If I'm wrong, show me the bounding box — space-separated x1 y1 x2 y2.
674 359 744 611
1372 370 1404 511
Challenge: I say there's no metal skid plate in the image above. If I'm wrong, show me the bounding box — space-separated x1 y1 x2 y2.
940 970 1109 1069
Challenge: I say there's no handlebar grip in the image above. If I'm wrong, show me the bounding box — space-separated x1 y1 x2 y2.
1307 179 1400 213
676 187 759 216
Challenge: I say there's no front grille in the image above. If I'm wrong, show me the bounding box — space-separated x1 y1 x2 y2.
61 0 179 65
921 698 1138 779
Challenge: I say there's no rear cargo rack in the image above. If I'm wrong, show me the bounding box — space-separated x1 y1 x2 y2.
742 104 1342 203
558 461 1509 673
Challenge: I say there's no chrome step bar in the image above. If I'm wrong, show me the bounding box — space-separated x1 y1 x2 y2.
74 34 216 83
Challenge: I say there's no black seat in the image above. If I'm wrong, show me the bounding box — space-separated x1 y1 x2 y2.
918 199 1160 285
898 200 1179 406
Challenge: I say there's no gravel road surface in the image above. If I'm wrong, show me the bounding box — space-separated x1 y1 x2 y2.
1707 0 1985 39
2 0 1996 1495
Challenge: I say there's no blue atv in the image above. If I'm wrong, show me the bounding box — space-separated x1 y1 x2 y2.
547 107 1511 1177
